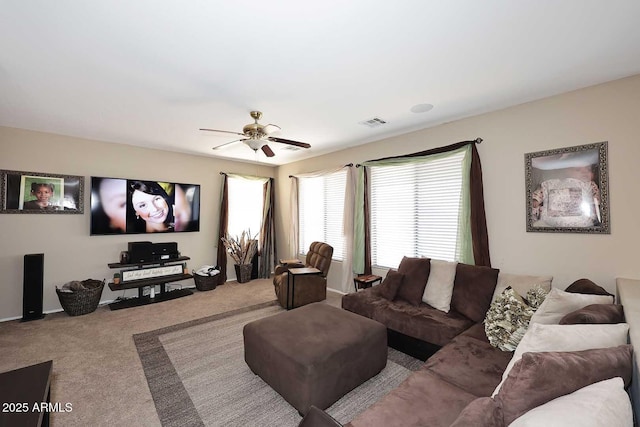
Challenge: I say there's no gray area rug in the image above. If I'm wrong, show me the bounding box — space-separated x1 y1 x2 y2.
134 301 422 427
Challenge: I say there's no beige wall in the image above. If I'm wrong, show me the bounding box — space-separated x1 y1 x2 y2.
276 74 640 295
0 127 274 320
3 74 639 319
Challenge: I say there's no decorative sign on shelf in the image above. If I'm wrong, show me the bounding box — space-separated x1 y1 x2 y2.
121 264 185 282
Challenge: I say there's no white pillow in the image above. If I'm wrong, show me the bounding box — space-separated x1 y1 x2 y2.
492 323 629 396
422 259 457 312
509 377 633 427
529 288 613 325
492 272 553 302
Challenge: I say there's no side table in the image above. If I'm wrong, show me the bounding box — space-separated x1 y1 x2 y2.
353 274 382 292
0 360 53 427
287 267 322 310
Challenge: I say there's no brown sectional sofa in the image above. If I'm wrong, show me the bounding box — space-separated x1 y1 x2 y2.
345 323 512 426
339 259 520 426
333 259 632 426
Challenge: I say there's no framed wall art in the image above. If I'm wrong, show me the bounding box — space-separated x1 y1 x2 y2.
0 170 84 214
525 141 609 233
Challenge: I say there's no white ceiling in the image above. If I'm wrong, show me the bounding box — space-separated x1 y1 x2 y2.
2 1 640 166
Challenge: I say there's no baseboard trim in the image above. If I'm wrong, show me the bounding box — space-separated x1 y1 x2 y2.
0 284 200 323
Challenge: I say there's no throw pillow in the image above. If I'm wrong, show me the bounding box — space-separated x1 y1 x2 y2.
485 286 548 352
450 263 499 323
492 273 553 303
492 322 630 396
378 270 404 301
396 256 431 306
524 286 548 309
559 304 624 325
565 278 613 296
529 288 613 325
422 259 457 312
509 378 633 427
495 345 633 425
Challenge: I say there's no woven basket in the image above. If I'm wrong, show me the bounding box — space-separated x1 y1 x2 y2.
234 264 252 283
193 272 219 291
56 279 105 316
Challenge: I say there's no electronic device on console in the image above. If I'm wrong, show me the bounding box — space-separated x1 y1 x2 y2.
152 242 179 261
127 241 180 263
127 241 154 263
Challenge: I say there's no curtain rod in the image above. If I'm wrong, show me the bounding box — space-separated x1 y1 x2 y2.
288 163 353 178
355 138 483 167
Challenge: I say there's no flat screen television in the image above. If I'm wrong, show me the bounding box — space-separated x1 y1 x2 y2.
90 177 200 235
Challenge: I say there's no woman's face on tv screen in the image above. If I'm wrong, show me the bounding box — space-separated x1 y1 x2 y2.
131 189 168 224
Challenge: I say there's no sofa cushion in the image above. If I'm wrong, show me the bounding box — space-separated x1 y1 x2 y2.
453 377 633 427
346 369 477 427
565 278 613 296
559 304 624 325
423 324 513 397
450 263 499 323
378 270 403 301
492 272 552 302
496 345 633 425
375 298 474 347
529 288 613 325
493 323 630 396
342 287 390 319
396 257 431 306
509 378 633 427
450 397 501 427
422 259 457 312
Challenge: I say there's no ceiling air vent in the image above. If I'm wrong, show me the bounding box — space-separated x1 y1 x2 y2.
359 117 387 128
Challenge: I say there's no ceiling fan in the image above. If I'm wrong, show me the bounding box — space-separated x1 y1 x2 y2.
200 111 311 157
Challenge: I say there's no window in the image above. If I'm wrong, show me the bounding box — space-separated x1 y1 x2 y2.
298 170 347 260
370 150 467 268
227 176 264 238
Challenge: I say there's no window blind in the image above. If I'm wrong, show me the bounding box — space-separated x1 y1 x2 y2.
370 150 466 268
298 170 347 260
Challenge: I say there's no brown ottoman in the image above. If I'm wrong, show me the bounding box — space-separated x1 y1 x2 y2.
243 302 387 415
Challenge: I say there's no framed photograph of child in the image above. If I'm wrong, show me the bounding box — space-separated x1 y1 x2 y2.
0 170 84 214
525 141 609 233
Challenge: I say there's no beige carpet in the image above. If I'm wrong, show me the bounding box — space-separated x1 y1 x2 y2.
134 302 421 427
0 279 343 426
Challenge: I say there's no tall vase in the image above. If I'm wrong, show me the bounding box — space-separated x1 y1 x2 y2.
234 264 252 283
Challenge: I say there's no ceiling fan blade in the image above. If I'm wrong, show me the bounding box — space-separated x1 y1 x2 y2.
262 124 281 135
261 144 275 157
200 128 246 137
212 139 247 150
268 137 311 149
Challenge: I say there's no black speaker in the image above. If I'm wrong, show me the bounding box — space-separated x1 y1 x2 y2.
128 241 154 263
22 253 45 322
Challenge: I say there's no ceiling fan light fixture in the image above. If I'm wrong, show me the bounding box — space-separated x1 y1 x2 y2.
245 140 264 151
201 110 310 157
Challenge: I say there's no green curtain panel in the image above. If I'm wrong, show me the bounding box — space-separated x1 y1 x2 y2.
353 139 490 273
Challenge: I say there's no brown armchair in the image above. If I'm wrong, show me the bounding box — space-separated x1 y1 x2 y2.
273 242 334 309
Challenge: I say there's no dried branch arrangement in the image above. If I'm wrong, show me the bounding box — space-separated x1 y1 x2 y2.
221 229 259 265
